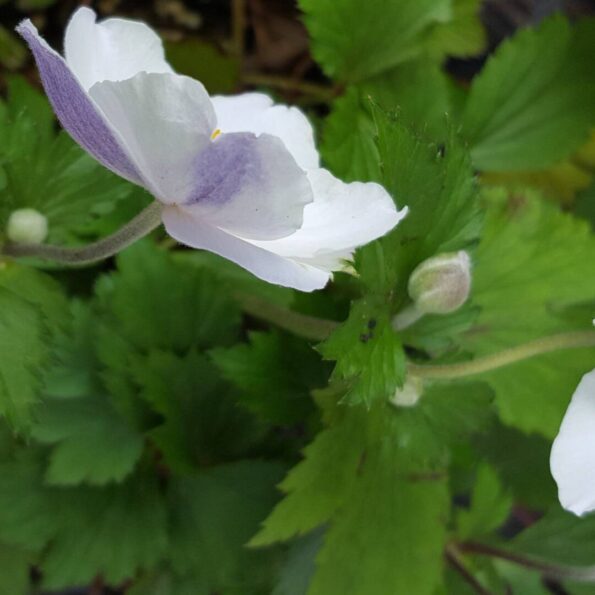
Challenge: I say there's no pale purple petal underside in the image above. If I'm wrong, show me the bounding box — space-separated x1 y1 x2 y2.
185 133 260 206
16 21 141 184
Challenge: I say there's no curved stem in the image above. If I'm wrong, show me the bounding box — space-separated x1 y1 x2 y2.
233 291 339 341
392 304 425 331
409 330 595 380
460 541 595 583
1 201 163 266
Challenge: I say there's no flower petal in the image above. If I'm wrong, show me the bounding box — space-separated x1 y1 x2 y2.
551 368 595 516
211 93 319 170
89 72 217 203
16 19 142 185
180 132 313 241
64 7 173 91
162 207 330 291
252 168 406 268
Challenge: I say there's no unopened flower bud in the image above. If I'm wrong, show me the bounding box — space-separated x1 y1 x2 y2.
6 208 48 245
408 251 471 315
391 376 423 408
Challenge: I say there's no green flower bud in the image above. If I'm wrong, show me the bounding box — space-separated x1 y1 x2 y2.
408 251 471 315
391 376 423 408
6 209 48 245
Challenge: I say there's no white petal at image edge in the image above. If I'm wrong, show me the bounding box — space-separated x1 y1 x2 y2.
551 368 595 516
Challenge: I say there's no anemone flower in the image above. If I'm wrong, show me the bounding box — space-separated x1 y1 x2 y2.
16 8 405 291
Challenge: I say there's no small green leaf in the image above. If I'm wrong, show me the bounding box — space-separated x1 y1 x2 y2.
463 16 595 171
299 0 450 82
319 298 406 406
322 60 451 182
252 404 449 595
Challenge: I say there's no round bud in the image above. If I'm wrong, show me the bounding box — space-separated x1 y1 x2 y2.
6 208 48 245
408 251 471 315
391 376 423 408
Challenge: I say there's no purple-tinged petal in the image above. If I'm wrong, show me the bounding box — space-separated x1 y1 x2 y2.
211 93 320 170
16 20 142 185
181 132 313 241
89 72 216 204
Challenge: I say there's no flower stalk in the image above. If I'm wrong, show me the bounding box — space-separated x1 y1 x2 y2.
409 330 595 380
1 201 163 266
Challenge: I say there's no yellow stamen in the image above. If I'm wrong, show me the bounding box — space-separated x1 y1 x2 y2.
211 128 221 140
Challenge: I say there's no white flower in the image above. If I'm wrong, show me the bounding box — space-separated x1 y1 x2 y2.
550 367 595 516
16 8 405 291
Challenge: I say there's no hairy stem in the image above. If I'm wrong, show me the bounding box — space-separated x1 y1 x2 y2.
409 330 595 380
1 201 163 266
460 541 595 583
233 291 339 341
392 304 425 331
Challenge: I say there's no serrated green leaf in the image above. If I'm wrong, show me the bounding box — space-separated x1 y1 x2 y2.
211 331 326 424
132 350 264 473
463 16 595 171
31 396 143 485
169 461 285 594
43 300 98 399
356 108 480 300
322 61 450 182
299 0 450 82
41 474 168 589
0 453 168 588
459 189 595 437
0 264 67 427
0 454 59 550
319 298 406 406
252 404 449 595
96 240 241 354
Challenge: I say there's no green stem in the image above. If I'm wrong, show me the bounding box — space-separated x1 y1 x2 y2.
233 291 339 341
392 304 425 331
1 201 163 266
460 541 595 583
410 330 595 380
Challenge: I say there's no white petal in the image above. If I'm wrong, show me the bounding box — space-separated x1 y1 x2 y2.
89 72 216 203
180 132 313 241
211 93 319 170
162 207 330 291
252 168 406 269
64 7 173 91
551 368 595 516
16 19 142 185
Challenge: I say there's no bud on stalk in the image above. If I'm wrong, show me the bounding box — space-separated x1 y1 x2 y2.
408 250 471 315
6 208 48 245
